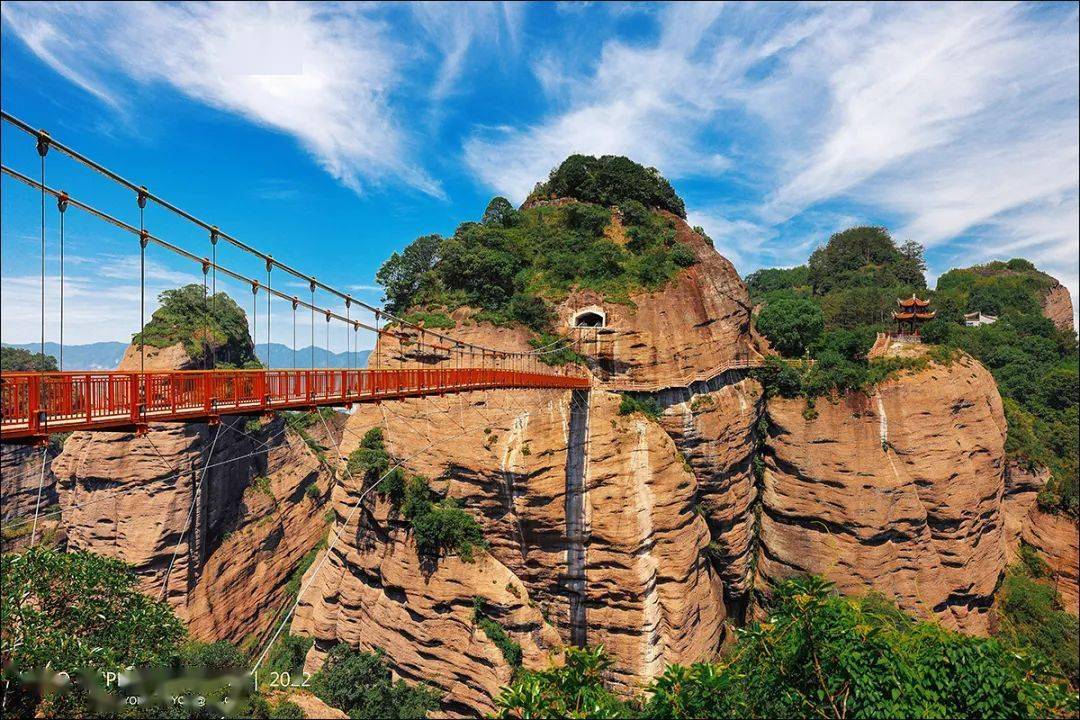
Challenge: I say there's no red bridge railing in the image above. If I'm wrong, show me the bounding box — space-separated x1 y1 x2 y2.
0 368 590 441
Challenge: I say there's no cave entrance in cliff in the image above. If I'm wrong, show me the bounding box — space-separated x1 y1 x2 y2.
572 311 605 328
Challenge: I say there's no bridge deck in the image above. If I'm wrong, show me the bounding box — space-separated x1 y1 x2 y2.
0 368 589 441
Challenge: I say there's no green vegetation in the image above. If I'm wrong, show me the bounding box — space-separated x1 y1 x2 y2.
310 645 439 719
1 346 57 371
406 477 487 562
1 547 268 718
473 597 523 670
531 154 686 218
401 309 456 329
132 284 259 367
531 332 587 366
375 157 696 343
749 226 925 352
495 645 625 719
749 228 1077 515
495 577 1077 719
921 266 1078 516
1 549 186 693
754 295 824 357
617 393 662 420
347 429 486 561
996 546 1079 686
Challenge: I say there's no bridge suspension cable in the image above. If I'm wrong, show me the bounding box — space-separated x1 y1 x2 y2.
1 109 570 363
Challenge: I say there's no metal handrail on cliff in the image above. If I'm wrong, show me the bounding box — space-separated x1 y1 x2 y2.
602 356 766 392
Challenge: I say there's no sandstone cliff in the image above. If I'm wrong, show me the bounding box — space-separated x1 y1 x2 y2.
294 383 729 714
1022 508 1079 615
49 342 336 644
758 354 1008 634
1041 278 1075 332
1 444 57 522
555 215 759 389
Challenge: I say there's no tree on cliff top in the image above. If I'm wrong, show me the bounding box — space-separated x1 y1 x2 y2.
132 284 258 368
376 179 696 330
807 226 927 295
533 154 686 218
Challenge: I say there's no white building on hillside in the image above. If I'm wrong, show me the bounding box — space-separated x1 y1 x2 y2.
964 311 998 327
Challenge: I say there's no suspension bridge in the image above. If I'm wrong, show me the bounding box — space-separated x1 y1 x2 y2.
0 110 589 443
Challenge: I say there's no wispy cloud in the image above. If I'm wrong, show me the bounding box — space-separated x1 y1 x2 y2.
464 2 1078 308
411 2 523 102
1 1 443 197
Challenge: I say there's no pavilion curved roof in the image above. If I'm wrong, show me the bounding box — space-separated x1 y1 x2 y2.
896 294 931 308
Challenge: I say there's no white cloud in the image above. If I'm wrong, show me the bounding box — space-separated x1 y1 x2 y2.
1 1 443 197
465 2 1077 312
411 2 523 102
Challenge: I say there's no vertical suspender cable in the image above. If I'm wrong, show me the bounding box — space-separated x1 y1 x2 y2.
291 298 298 370
201 259 210 368
251 281 259 360
210 228 218 368
310 280 316 369
57 192 68 370
138 187 148 378
36 132 48 367
29 446 48 547
265 258 272 369
375 311 381 370
345 298 351 371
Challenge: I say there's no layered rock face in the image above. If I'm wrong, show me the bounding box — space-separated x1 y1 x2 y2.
758 355 1008 633
1003 462 1079 616
49 342 335 642
295 385 728 714
555 215 759 389
1 444 57 522
1041 278 1075 332
1022 509 1079 615
658 377 763 604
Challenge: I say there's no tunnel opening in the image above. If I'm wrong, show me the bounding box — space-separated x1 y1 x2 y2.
573 310 605 328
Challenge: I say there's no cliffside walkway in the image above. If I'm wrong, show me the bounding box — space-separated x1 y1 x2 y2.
0 368 589 441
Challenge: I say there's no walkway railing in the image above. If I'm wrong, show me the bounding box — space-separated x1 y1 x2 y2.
0 368 590 441
602 356 764 392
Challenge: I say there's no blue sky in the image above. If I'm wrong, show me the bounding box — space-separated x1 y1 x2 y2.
2 1 1077 347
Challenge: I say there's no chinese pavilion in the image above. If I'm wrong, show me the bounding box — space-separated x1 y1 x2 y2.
893 294 935 336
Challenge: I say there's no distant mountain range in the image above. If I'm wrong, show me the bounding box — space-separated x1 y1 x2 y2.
2 342 371 370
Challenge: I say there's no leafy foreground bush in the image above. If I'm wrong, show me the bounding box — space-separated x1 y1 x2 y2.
311 645 439 719
495 577 1077 719
1 547 274 718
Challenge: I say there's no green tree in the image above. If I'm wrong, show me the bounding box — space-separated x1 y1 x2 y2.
755 295 824 357
0 346 58 371
1 547 187 716
482 196 517 227
311 645 439 719
375 234 443 314
498 577 1076 719
494 646 630 719
538 154 686 218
